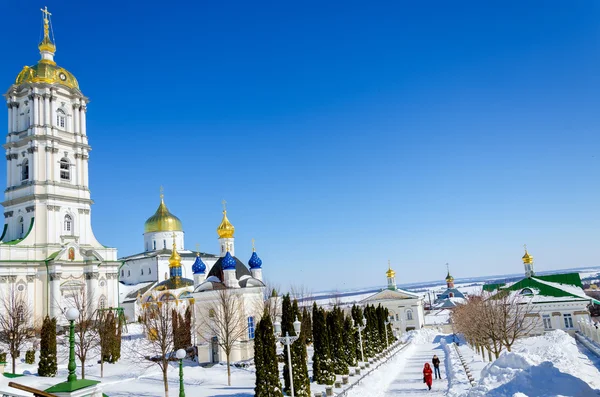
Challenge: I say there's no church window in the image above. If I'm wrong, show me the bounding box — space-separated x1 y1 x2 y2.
563 313 573 329
149 268 151 274
128 270 130 277
520 288 533 296
543 314 552 329
153 241 156 250
406 309 413 321
121 270 124 277
17 284 25 292
247 317 255 340
64 215 72 233
396 314 399 321
99 296 106 310
99 280 105 287
449 292 454 298
141 269 144 276
60 158 70 181
56 109 66 128
21 159 29 181
19 217 24 237
163 240 166 249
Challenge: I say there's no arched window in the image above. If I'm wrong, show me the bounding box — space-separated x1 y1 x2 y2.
64 215 72 233
21 159 29 181
149 268 152 274
99 296 106 310
141 268 144 275
56 109 66 128
406 309 413 321
60 158 70 181
163 240 166 249
128 270 131 277
18 217 24 237
121 269 124 277
153 241 156 250
520 288 534 296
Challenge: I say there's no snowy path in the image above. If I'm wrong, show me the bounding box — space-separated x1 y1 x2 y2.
384 337 448 396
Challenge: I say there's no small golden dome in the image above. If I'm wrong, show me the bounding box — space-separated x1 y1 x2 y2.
217 210 235 239
386 264 396 279
445 272 454 282
522 250 533 264
169 240 182 268
144 197 183 233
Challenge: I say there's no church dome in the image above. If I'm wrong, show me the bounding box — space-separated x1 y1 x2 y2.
445 271 454 282
192 253 206 274
248 251 262 269
144 196 183 233
386 264 396 279
15 8 79 90
522 250 533 264
222 251 237 270
217 210 235 239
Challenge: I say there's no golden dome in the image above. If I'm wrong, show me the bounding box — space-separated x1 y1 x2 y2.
15 8 79 90
522 250 533 264
217 210 235 239
386 263 396 279
169 240 182 268
445 272 454 282
144 197 183 233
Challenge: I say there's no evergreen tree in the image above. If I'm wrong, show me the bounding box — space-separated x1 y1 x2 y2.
102 311 119 363
327 307 348 374
113 311 122 362
291 299 311 396
254 311 282 397
184 306 192 347
351 305 364 361
386 322 395 345
281 294 293 394
301 306 312 345
38 316 57 377
376 305 386 351
311 304 335 385
343 315 357 367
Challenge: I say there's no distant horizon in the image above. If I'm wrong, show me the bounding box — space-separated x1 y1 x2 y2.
1 2 599 291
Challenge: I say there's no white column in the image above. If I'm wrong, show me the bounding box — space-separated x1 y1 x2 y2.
82 152 89 187
76 153 83 186
6 152 11 188
32 96 38 126
43 95 50 126
80 105 87 136
73 104 80 135
45 147 51 181
31 151 37 181
49 272 62 319
50 94 55 130
11 104 17 133
86 273 99 314
7 103 12 133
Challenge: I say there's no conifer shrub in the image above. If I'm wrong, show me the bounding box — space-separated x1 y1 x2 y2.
254 310 282 397
38 316 57 377
312 303 335 385
25 349 35 364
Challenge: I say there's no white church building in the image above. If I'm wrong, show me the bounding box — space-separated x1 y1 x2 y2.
0 11 120 323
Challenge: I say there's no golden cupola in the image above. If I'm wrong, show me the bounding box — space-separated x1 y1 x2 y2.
169 240 182 268
386 262 396 279
15 7 79 90
217 208 235 239
522 249 533 264
144 194 183 233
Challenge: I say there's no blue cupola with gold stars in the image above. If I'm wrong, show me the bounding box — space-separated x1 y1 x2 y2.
222 250 236 271
248 239 264 281
192 252 206 274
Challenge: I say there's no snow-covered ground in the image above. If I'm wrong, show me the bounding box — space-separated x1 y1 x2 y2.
468 330 600 397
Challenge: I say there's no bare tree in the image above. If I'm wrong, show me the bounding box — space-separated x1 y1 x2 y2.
263 279 281 324
0 285 33 374
66 287 97 379
290 284 314 308
140 301 176 397
496 291 539 352
197 289 248 386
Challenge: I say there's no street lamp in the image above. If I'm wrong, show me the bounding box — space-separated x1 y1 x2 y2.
176 348 186 397
65 308 80 383
274 317 302 397
352 316 367 363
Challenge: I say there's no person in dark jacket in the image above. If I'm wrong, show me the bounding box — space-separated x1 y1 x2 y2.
423 363 433 390
432 355 441 379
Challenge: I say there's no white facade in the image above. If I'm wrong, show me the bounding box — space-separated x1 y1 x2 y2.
361 289 426 334
525 300 590 335
0 20 120 323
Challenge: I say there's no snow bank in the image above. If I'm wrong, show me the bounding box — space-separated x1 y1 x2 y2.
410 328 441 344
441 338 473 397
469 330 600 397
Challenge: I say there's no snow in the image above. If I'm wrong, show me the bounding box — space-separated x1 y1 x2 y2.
425 310 451 325
468 330 600 397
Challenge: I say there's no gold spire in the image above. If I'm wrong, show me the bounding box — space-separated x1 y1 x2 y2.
144 190 183 233
252 238 256 252
39 7 56 55
168 232 182 268
217 200 235 239
522 244 533 264
386 260 396 278
445 263 454 282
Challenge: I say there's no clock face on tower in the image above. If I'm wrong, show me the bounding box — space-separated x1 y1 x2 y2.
59 72 67 81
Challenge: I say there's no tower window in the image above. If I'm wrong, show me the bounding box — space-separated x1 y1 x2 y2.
56 109 66 128
163 240 166 249
21 159 29 181
19 217 24 237
60 158 70 181
153 241 156 250
64 215 72 233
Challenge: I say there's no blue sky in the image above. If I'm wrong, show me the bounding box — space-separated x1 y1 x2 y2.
1 1 600 292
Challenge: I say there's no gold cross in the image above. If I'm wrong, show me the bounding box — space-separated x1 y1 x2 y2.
160 185 164 200
524 244 527 252
222 199 227 211
196 243 200 254
446 263 449 272
41 6 52 20
252 238 255 251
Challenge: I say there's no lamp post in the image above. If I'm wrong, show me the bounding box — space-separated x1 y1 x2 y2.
274 317 302 397
176 348 186 397
353 316 367 363
65 308 80 383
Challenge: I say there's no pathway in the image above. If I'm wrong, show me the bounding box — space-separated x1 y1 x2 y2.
384 336 448 396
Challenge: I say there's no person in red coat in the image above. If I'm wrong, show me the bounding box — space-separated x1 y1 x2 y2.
423 362 433 390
